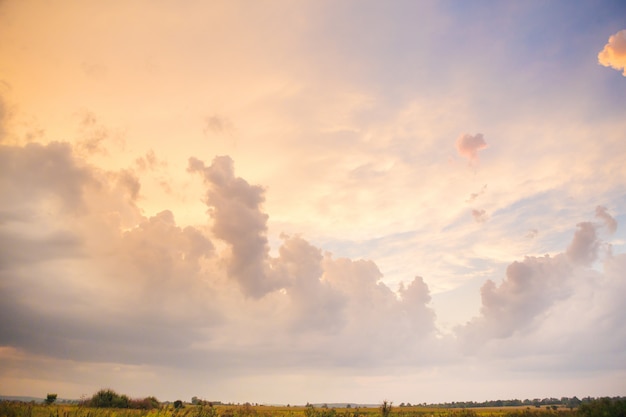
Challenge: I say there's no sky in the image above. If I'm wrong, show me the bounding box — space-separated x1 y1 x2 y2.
1 0 626 406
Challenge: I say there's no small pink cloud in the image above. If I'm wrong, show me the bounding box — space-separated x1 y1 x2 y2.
456 133 487 165
598 29 626 76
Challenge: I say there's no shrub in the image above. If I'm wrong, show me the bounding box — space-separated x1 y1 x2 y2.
85 389 157 409
380 401 392 417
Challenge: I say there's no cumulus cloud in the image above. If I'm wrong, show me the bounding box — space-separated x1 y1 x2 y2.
188 155 280 298
456 133 487 165
0 142 221 367
273 235 346 332
458 215 620 349
0 132 441 379
598 29 626 76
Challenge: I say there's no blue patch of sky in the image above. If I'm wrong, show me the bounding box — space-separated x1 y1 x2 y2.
489 190 563 222
312 229 420 261
441 1 625 90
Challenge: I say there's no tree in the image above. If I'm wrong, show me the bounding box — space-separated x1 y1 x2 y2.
45 394 58 405
174 400 184 409
578 397 626 417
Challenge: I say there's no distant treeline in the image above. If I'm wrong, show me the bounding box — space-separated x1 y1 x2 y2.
407 396 626 410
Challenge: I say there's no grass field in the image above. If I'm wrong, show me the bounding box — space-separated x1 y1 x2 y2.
0 402 579 417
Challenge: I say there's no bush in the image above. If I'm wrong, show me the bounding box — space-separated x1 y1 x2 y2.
85 389 158 409
129 396 160 410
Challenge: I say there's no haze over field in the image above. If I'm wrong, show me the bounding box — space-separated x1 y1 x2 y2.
1 0 626 405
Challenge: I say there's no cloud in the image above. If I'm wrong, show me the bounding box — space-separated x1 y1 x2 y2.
0 141 95 213
457 215 617 348
595 205 617 234
525 228 538 239
75 110 125 156
471 209 488 223
1 122 625 403
466 184 487 203
0 96 6 142
456 133 487 165
0 135 440 375
565 222 599 266
0 142 222 367
204 115 234 136
188 155 280 298
460 253 573 341
273 235 347 333
135 150 164 171
598 29 626 76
